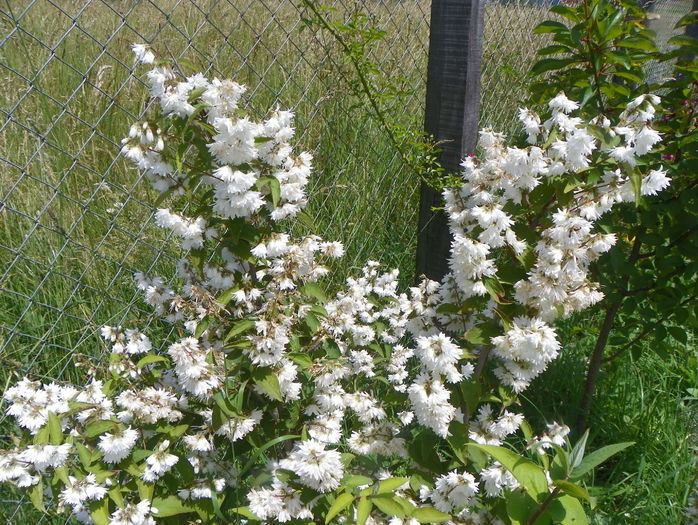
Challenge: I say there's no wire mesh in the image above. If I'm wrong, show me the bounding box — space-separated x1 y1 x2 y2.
0 0 429 521
479 0 694 134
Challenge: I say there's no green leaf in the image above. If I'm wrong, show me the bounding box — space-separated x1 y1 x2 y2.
89 498 111 525
667 35 698 48
48 412 62 445
411 507 452 523
547 494 589 524
570 442 634 479
464 322 501 345
296 210 316 231
252 367 283 401
29 479 45 513
151 495 195 517
533 21 569 34
33 424 49 445
553 480 592 502
239 434 300 476
136 354 168 369
85 420 118 438
326 492 354 523
505 490 541 525
356 497 372 525
538 44 572 56
550 5 580 22
269 177 281 207
675 12 698 28
616 37 658 52
468 443 549 501
344 474 373 488
530 58 575 76
370 494 406 517
447 421 470 465
377 477 409 494
303 282 327 302
569 430 588 470
231 507 260 520
288 352 314 369
225 319 256 341
216 286 241 307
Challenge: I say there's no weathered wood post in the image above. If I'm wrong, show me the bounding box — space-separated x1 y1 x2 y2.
415 0 486 282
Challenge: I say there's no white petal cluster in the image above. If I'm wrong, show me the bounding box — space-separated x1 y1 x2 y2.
4 378 76 432
426 470 479 513
98 426 139 464
279 439 344 493
110 499 156 525
491 317 561 392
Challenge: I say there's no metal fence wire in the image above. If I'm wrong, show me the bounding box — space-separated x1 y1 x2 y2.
0 0 691 522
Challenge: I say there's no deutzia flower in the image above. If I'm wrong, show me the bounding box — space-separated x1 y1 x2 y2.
142 440 179 482
98 427 139 464
279 439 344 493
131 43 155 64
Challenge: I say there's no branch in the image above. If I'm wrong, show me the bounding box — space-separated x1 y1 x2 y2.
525 488 561 525
601 293 698 364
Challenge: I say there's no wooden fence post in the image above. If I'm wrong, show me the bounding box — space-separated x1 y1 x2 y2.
416 0 486 282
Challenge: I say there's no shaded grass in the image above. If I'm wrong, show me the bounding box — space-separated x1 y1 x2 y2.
525 315 698 524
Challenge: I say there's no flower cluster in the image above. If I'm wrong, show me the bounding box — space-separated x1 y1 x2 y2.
0 47 670 525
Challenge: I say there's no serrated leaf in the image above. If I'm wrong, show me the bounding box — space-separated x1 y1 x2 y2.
533 21 569 34
29 479 45 513
412 507 452 523
356 497 372 525
326 492 354 523
570 442 634 479
377 477 409 494
136 354 168 369
85 420 118 438
151 495 195 517
48 412 62 445
553 480 592 502
371 494 406 517
225 319 256 342
469 443 549 501
252 367 283 401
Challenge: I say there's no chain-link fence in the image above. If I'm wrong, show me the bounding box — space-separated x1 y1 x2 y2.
0 0 693 521
0 1 430 521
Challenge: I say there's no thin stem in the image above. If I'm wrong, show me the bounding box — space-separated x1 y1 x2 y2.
577 231 642 432
525 488 561 525
602 293 698 364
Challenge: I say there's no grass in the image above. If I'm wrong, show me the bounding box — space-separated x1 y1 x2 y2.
524 314 698 524
0 0 694 523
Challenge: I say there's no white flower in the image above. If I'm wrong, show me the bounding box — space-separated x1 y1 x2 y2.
131 43 155 64
142 441 179 482
549 92 579 114
98 427 139 464
110 499 156 525
279 439 344 493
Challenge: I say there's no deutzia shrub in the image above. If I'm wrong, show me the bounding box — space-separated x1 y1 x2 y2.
0 47 669 525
